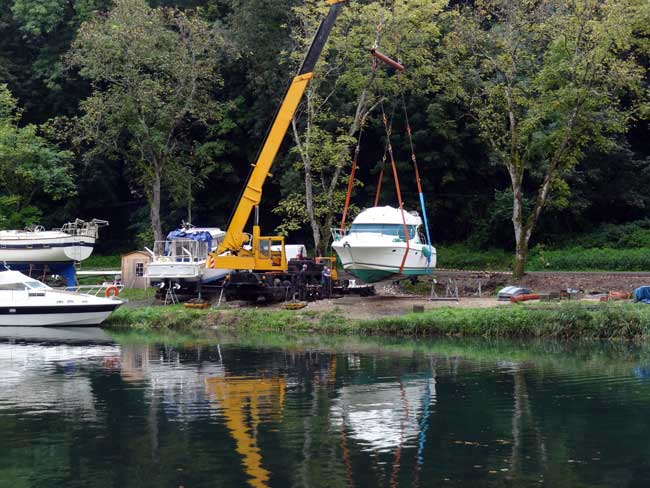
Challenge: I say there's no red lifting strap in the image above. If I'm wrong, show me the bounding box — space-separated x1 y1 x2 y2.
340 114 366 232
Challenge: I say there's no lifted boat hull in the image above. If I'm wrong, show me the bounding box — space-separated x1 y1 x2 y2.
333 242 435 283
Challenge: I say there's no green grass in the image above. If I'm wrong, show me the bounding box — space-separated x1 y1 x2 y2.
107 305 213 330
81 254 121 270
437 244 513 270
118 287 154 301
356 303 650 340
106 302 650 341
437 244 650 272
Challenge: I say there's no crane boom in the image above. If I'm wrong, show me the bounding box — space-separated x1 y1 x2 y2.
210 0 347 272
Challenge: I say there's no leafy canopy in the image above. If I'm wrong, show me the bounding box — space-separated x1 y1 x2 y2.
0 84 74 228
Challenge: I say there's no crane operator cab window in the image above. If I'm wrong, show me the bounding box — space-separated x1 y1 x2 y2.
258 239 271 260
271 239 284 267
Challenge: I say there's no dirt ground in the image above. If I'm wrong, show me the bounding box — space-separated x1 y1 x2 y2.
261 270 650 320
299 294 506 320
433 270 650 295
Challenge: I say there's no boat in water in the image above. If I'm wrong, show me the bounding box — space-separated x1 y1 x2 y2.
0 270 122 326
0 219 108 263
146 225 229 293
332 377 436 453
331 206 436 283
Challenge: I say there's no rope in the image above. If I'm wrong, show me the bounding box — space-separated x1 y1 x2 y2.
373 100 397 207
398 72 433 268
340 113 366 233
339 0 393 232
379 97 410 275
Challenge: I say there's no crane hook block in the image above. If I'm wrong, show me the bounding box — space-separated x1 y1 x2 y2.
370 48 405 72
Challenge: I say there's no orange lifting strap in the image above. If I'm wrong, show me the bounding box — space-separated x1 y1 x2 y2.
339 48 412 274
340 114 366 233
378 98 410 274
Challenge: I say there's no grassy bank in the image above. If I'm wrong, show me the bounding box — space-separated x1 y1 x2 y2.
438 244 650 271
106 302 650 341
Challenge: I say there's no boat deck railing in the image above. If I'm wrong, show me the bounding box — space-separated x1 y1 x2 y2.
152 239 209 263
331 227 421 243
56 283 124 298
57 219 109 239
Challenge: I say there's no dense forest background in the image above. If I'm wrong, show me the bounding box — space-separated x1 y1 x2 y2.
0 0 648 271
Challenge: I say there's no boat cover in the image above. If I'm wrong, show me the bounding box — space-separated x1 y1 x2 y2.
166 229 213 250
4 262 76 287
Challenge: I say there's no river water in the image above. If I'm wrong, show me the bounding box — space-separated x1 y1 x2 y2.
1 328 650 487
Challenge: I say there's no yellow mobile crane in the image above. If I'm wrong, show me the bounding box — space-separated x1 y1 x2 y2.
207 0 374 302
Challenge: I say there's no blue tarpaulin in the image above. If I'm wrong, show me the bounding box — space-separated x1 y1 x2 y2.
633 286 650 304
165 229 213 252
6 262 76 287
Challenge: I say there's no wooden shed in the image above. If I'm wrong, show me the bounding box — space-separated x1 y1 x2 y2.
121 251 152 289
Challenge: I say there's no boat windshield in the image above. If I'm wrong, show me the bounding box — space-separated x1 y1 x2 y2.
350 224 417 240
24 280 49 290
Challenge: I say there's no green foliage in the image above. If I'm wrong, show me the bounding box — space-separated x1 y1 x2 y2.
107 304 211 330
437 244 513 271
527 247 650 272
437 242 650 272
108 301 650 342
278 0 447 253
359 303 650 340
439 0 650 276
68 0 233 240
80 254 122 269
0 83 74 228
549 220 650 249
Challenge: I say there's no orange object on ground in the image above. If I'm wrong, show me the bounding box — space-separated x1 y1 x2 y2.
608 291 632 300
510 293 540 303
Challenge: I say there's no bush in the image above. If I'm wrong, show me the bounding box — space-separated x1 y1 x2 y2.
527 246 650 271
435 244 650 271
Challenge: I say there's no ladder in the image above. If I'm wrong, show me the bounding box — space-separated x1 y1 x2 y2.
164 286 179 305
429 278 459 301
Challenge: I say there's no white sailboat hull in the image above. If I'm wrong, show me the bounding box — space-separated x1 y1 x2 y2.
0 231 96 262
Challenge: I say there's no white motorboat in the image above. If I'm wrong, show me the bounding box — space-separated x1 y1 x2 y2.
331 206 436 283
146 226 229 292
332 377 436 453
0 270 122 326
0 219 108 263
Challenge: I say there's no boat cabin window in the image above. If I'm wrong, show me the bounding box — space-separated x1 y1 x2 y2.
350 224 417 240
25 280 48 290
0 282 29 290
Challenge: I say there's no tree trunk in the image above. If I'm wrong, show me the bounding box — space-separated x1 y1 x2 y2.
513 228 528 280
150 169 163 243
305 165 322 253
510 164 528 280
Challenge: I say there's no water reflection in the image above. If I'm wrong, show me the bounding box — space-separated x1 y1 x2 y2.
2 330 650 487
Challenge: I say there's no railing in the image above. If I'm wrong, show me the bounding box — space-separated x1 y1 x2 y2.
152 239 209 262
331 226 421 243
58 219 109 238
55 283 124 297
